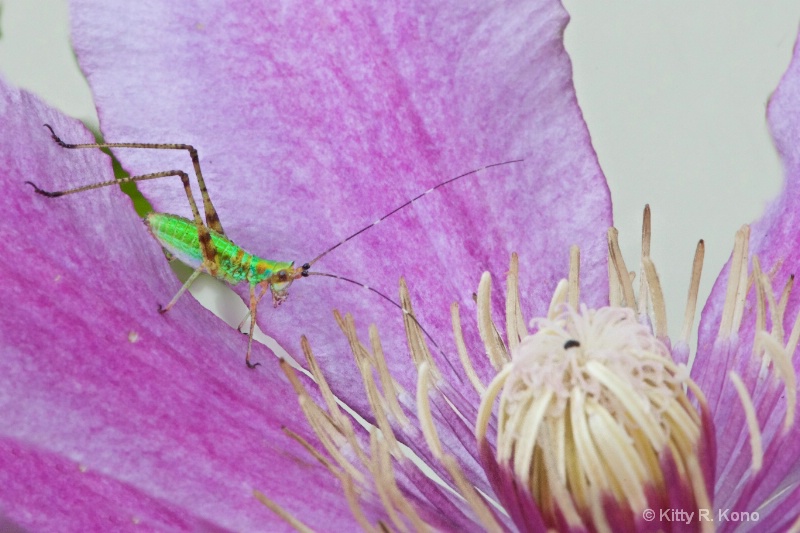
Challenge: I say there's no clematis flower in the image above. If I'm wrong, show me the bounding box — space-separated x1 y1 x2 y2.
0 1 798 532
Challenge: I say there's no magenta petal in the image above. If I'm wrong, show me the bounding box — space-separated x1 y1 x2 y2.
0 82 374 531
0 437 228 532
746 481 800 532
695 31 800 514
68 0 611 413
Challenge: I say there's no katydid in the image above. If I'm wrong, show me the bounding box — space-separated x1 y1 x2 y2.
27 124 521 367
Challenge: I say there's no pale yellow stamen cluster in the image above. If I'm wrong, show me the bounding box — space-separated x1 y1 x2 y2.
469 233 712 531
480 303 709 525
259 206 797 531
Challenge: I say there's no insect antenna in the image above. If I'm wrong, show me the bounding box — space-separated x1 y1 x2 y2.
307 271 462 379
304 159 523 268
305 271 440 348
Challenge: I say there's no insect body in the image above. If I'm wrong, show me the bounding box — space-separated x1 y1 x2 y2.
147 212 301 307
28 124 521 368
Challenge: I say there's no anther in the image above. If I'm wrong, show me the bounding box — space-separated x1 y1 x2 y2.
563 339 580 349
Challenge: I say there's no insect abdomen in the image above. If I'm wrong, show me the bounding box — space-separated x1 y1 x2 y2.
145 213 252 284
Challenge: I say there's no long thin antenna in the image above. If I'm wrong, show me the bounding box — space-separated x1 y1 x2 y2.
308 271 440 348
307 271 462 380
306 159 523 267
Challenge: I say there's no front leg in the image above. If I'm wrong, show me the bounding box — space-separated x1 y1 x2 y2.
245 283 261 369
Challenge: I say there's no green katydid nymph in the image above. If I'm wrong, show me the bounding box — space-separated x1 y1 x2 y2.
27 124 521 368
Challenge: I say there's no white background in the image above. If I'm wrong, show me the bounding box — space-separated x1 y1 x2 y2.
2 0 800 345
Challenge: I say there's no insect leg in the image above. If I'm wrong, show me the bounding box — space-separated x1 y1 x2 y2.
235 283 270 333
245 283 262 368
42 124 225 235
158 265 204 314
28 169 221 278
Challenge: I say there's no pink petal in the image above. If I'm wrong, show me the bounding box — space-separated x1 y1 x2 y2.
695 31 800 513
0 81 371 531
68 1 612 414
0 437 227 532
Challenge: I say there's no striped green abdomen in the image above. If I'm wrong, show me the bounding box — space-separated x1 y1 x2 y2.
145 213 293 285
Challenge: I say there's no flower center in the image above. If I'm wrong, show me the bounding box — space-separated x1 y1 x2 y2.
494 305 702 520
507 306 681 421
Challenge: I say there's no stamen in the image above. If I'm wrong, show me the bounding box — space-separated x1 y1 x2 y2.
440 454 502 532
369 325 411 427
476 273 509 370
588 405 648 510
569 388 605 494
638 206 652 321
496 392 530 464
684 378 711 413
778 275 795 337
513 255 529 339
761 265 783 342
301 336 344 418
253 490 314 533
475 365 512 444
279 359 366 483
282 427 341 476
731 226 752 335
331 313 384 467
299 396 366 483
569 245 580 310
511 391 553 479
506 253 524 351
416 363 443 459
608 244 622 307
340 473 376 532
729 371 763 473
334 310 370 364
641 204 652 257
451 303 486 395
585 362 667 448
369 432 407 532
607 227 636 309
280 356 310 397
719 226 749 338
547 279 569 320
753 257 768 343
399 278 438 376
354 344 401 457
337 312 383 385
642 257 668 339
680 240 704 344
756 332 797 431
373 435 428 532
